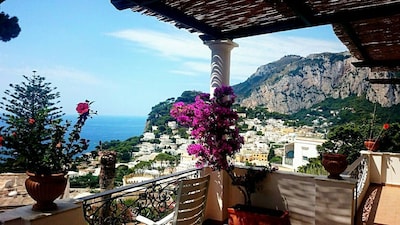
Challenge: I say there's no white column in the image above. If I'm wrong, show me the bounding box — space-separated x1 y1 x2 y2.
204 39 238 96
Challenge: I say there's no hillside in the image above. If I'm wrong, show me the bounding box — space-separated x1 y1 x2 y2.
233 52 400 114
144 51 400 131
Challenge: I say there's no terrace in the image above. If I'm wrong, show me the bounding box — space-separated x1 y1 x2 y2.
1 151 400 224
2 0 400 224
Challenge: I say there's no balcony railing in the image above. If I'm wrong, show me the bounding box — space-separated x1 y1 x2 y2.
343 154 369 200
80 168 200 225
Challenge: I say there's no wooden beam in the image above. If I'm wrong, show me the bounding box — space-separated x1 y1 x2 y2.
368 78 400 84
352 60 400 69
111 0 224 39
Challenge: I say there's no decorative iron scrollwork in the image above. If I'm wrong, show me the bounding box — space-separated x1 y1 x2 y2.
81 168 200 225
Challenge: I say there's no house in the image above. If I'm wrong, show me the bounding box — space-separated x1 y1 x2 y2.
282 137 326 171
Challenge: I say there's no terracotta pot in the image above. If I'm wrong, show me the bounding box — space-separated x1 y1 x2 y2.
322 153 348 179
364 139 379 151
228 204 290 225
25 171 67 211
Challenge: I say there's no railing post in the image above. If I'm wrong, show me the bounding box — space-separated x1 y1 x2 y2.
203 168 231 223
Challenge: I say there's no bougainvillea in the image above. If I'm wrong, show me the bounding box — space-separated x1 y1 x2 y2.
170 85 244 171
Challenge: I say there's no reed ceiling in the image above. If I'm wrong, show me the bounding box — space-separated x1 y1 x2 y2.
111 0 400 71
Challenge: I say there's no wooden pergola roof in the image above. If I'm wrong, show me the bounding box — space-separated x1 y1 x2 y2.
111 0 400 71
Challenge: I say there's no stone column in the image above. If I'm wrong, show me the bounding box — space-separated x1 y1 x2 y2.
204 39 238 97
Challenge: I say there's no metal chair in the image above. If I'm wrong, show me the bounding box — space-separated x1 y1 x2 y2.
136 174 210 225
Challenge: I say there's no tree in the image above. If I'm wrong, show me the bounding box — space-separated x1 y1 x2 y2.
70 173 99 189
0 1 21 42
0 74 64 172
317 123 365 164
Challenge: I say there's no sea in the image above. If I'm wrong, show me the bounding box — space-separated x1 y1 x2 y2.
65 115 147 151
0 115 147 152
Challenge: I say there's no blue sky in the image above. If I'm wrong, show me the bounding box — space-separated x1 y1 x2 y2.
0 1 347 116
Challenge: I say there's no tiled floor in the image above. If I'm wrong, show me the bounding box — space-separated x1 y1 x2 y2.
374 185 400 225
357 184 400 225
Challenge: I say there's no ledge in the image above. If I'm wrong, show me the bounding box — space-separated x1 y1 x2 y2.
0 199 86 225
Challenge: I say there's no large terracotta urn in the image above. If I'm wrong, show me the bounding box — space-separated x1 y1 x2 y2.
322 153 348 179
25 171 68 211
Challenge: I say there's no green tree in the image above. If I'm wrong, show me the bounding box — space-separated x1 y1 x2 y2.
297 158 327 175
379 122 400 152
0 74 64 173
317 123 365 164
114 165 130 186
70 173 99 189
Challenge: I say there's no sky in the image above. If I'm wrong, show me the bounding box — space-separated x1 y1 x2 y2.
0 1 347 116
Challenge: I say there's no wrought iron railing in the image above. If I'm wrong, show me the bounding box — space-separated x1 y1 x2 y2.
80 168 200 225
343 154 369 199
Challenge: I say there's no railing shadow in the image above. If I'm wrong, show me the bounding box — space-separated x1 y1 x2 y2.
354 184 383 225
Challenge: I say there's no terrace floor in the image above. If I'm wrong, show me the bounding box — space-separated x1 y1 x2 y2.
356 184 400 225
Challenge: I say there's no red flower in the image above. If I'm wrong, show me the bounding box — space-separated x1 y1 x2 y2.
383 123 390 130
29 118 35 124
0 136 3 146
56 142 62 148
76 102 90 115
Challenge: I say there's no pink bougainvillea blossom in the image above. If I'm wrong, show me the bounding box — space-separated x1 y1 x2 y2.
170 85 243 171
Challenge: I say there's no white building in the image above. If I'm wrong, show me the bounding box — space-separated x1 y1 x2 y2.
282 137 326 171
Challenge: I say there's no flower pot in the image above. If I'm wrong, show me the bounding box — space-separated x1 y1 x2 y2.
322 153 348 179
228 204 290 225
364 139 379 151
25 171 68 211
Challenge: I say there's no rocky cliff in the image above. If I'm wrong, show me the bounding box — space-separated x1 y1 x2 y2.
234 52 400 114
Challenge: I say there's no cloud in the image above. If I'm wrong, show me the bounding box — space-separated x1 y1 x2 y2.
108 27 347 82
170 61 211 76
108 29 209 60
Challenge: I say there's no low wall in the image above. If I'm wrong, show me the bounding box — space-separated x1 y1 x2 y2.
205 168 357 225
367 151 400 186
0 199 86 225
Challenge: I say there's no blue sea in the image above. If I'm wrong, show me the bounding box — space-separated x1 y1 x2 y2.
67 115 147 150
1 115 147 152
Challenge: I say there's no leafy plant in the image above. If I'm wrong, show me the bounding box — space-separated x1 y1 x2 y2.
0 74 95 175
170 85 244 171
170 85 273 205
317 123 364 164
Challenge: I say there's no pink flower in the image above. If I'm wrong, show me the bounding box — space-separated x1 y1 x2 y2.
28 118 35 124
76 102 90 115
187 144 203 156
170 85 243 171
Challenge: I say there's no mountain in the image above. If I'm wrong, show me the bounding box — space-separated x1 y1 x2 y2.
233 52 400 114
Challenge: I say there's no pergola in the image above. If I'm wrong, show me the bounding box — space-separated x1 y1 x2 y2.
111 0 400 85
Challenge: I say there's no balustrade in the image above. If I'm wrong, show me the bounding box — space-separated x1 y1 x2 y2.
80 168 200 225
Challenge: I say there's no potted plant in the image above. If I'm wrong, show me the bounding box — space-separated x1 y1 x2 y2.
318 123 367 179
364 104 391 151
364 123 390 151
170 85 289 225
0 73 95 211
